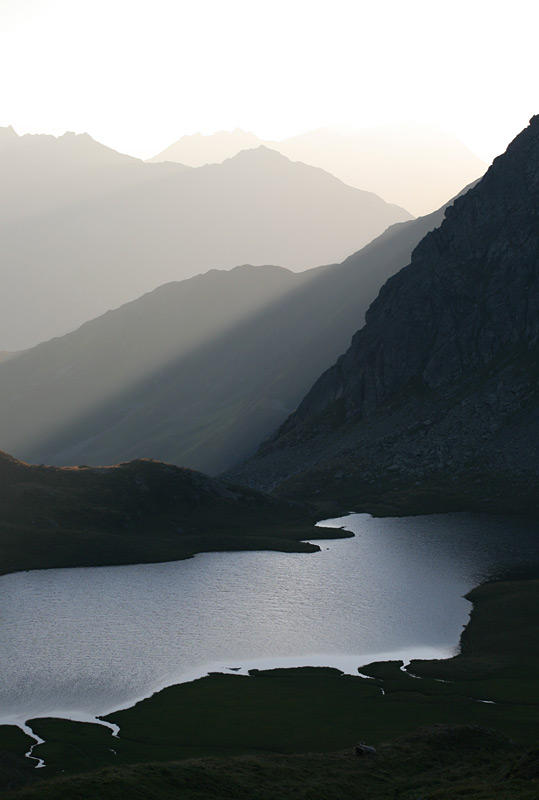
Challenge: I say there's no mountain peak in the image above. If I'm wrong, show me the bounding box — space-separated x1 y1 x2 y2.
0 125 18 146
226 145 289 163
148 128 261 165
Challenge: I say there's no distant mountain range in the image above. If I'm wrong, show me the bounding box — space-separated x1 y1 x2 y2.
3 117 534 520
150 128 261 166
227 116 539 516
0 188 460 473
2 117 539 574
149 123 487 216
0 128 410 351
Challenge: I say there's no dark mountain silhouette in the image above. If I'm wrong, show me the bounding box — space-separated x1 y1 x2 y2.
0 189 460 474
0 450 331 576
0 129 410 351
149 122 487 216
227 116 539 515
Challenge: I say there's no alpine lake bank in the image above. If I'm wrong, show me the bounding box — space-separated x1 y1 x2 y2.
1 532 538 798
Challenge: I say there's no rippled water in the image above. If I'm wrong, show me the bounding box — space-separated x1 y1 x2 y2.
1 512 538 726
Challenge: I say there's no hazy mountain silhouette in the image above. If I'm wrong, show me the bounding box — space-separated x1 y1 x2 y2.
150 122 487 216
148 128 261 166
0 188 462 473
227 117 539 514
0 129 410 351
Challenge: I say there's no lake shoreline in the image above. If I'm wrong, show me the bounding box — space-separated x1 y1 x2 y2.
2 511 538 782
2 572 538 787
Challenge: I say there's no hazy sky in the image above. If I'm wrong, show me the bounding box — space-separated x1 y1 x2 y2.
0 0 536 162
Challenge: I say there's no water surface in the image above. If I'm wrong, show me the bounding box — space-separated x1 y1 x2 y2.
1 512 538 726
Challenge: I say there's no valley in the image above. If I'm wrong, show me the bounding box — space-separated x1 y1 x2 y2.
0 19 538 793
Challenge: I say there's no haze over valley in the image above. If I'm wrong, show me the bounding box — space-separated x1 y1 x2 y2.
0 127 411 351
0 189 458 472
1 1 538 797
150 122 487 217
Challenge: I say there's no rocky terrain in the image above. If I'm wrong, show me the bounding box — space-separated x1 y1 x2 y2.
227 116 539 515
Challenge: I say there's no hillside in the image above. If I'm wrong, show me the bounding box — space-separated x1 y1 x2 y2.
0 450 341 576
227 116 539 515
0 130 410 350
0 191 458 473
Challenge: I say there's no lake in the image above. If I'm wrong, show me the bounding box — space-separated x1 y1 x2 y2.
1 512 538 729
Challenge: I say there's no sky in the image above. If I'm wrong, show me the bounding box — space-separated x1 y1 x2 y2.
0 0 536 162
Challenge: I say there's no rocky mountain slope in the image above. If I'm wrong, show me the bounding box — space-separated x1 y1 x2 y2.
0 193 455 474
227 116 539 515
0 129 410 350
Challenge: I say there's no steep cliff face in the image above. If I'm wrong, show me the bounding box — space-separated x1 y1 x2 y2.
228 117 539 513
281 115 539 429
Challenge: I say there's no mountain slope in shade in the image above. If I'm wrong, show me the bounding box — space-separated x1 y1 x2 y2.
0 189 460 474
149 122 487 216
0 450 331 576
227 116 539 514
0 130 410 351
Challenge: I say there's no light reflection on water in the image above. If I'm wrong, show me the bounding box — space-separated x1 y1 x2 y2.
1 512 538 725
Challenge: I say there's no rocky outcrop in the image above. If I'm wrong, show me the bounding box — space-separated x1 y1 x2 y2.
227 116 539 512
281 115 539 431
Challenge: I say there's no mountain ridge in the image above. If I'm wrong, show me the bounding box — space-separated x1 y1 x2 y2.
149 122 487 215
0 448 342 576
226 115 539 515
0 129 410 350
0 187 459 473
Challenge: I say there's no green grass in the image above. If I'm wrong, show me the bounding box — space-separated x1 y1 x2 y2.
1 725 538 800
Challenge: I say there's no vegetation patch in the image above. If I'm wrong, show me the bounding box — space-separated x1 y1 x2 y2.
0 452 348 575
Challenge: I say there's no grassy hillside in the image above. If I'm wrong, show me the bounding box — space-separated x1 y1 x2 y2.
2 726 537 800
0 451 343 575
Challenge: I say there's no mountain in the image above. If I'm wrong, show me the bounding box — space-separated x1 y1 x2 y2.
148 127 261 166
0 190 457 474
0 130 410 351
0 449 343 575
149 123 487 216
0 129 152 227
226 116 539 516
272 123 487 216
